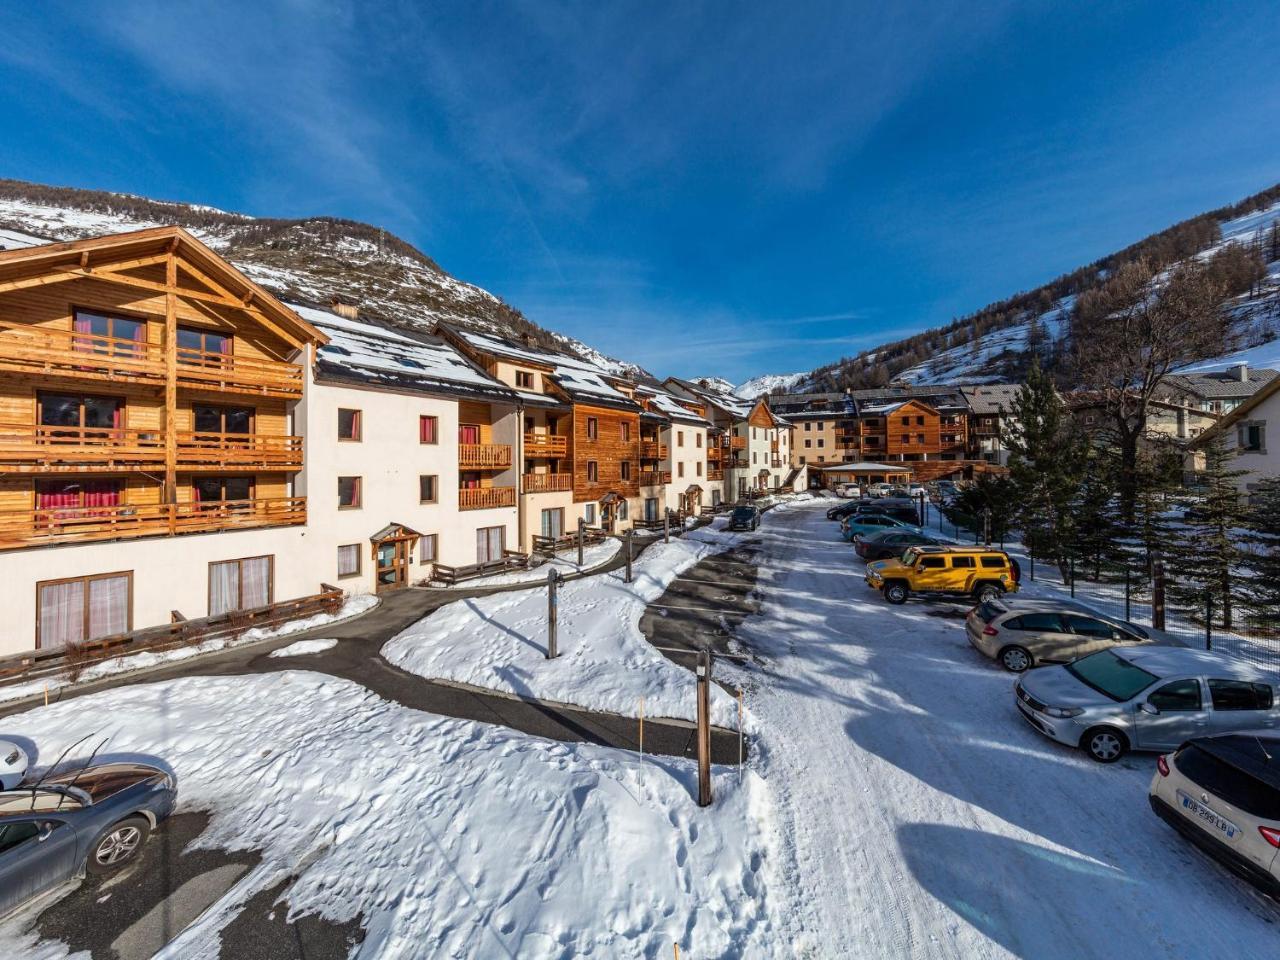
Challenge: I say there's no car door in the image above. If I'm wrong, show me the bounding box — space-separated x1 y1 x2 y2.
1206 679 1279 736
0 818 79 915
1005 612 1075 662
912 554 949 590
1062 614 1128 659
1133 678 1210 750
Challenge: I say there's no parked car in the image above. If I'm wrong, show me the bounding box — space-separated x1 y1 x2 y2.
0 742 28 791
966 599 1181 673
840 514 922 542
855 530 947 561
837 483 862 498
867 482 895 498
865 545 1020 604
851 502 923 526
905 484 928 498
827 501 862 521
0 761 176 917
1149 732 1280 896
728 506 761 531
1014 646 1278 763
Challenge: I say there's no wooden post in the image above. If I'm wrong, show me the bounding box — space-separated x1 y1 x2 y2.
163 250 178 504
1152 554 1166 630
737 689 744 783
546 568 559 659
663 509 670 543
639 695 645 758
577 516 585 566
696 649 712 807
625 527 634 583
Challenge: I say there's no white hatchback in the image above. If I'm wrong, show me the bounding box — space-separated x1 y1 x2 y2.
0 740 28 790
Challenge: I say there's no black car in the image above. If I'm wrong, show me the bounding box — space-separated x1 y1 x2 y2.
851 503 922 526
854 529 944 561
0 761 176 917
728 506 761 531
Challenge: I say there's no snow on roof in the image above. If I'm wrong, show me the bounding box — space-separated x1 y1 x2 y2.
0 227 47 251
961 383 1022 414
458 328 639 407
297 304 514 397
817 461 913 473
633 385 710 425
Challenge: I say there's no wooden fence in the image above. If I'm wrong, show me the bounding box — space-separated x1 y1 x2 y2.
431 550 530 586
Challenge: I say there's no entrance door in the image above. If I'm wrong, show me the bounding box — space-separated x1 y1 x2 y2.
644 498 658 521
376 539 409 591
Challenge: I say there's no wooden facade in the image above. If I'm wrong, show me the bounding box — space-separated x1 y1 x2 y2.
571 403 640 503
0 227 323 550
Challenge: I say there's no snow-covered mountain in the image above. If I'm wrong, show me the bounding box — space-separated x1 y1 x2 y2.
0 179 642 377
735 372 810 398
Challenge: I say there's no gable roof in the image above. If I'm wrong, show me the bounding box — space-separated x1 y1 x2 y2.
0 225 326 348
1191 372 1280 447
663 376 753 419
1162 367 1278 401
961 384 1021 415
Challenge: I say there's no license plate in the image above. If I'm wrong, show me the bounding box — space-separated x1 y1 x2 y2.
1177 790 1239 841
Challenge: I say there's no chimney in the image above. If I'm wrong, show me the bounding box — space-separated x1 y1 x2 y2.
1231 362 1249 382
521 332 538 348
329 296 359 321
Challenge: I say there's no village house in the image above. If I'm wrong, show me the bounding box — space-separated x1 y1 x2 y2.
1188 372 1280 499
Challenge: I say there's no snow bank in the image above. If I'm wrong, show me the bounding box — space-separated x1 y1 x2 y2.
383 518 773 727
0 673 781 958
440 538 622 588
269 638 340 658
0 594 378 705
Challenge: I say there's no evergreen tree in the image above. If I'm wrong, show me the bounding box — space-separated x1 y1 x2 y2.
941 474 1017 543
1242 476 1280 629
1004 361 1087 581
1067 446 1124 580
1164 435 1249 629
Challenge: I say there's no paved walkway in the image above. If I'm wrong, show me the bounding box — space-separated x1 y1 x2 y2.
3 530 744 764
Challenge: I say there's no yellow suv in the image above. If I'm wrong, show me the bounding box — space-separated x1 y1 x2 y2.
865 545 1020 605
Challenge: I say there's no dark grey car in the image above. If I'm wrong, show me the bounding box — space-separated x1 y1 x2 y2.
0 761 176 916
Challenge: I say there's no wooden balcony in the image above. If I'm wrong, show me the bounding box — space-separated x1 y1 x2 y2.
458 443 513 469
638 471 662 487
0 496 306 550
522 472 573 494
708 467 724 480
0 424 164 473
706 445 722 461
639 441 668 459
176 431 304 471
771 456 784 468
523 433 567 458
727 436 746 450
0 320 304 399
459 486 517 510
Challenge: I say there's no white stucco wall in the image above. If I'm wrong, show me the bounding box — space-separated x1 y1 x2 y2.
663 422 710 512
1217 389 1279 496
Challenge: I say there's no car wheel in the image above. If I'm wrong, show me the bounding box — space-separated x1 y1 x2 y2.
999 645 1032 672
87 816 150 874
883 581 909 605
1081 727 1128 764
973 582 1003 603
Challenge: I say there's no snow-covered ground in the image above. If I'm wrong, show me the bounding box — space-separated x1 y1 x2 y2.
269 638 340 658
383 520 749 727
0 672 779 959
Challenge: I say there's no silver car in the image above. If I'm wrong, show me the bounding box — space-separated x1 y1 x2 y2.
1014 646 1279 763
966 598 1181 672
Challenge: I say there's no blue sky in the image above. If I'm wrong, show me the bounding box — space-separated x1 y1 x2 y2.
2 1 1280 383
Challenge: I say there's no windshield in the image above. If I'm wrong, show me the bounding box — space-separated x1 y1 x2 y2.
1066 650 1158 701
900 548 920 566
1120 621 1149 640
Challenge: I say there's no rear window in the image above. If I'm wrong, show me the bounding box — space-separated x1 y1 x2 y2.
1065 650 1157 701
1209 680 1274 711
976 601 1004 624
1175 744 1280 819
1006 612 1064 632
980 556 1006 568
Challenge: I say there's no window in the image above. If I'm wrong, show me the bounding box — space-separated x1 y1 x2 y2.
419 416 438 444
458 423 481 444
36 479 122 511
620 422 631 441
476 526 505 564
420 534 438 563
338 476 362 509
919 556 947 569
805 439 812 448
587 417 599 440
1065 650 1157 701
1064 615 1119 639
194 476 253 503
1209 679 1274 711
805 422 812 431
916 434 925 444
618 499 629 520
901 416 910 426
677 430 684 447
541 508 564 538
36 571 131 650
586 461 599 482
817 439 824 448
1173 744 1280 819
695 434 702 448
677 462 685 478
584 504 596 524
338 408 362 441
979 556 1005 568
1148 680 1202 712
696 462 703 477
337 544 361 578
0 822 40 854
72 310 145 355
516 370 534 389
419 475 438 503
620 461 632 480
176 325 231 362
1239 422 1265 452
195 404 252 435
39 392 123 433
916 416 925 426
209 556 272 615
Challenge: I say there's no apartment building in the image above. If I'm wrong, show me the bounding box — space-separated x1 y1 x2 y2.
1161 363 1277 416
0 227 326 656
297 306 521 592
634 384 713 516
770 392 858 467
960 384 1021 465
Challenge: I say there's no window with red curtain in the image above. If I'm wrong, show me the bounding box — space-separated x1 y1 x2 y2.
177 326 232 366
458 423 480 444
72 311 145 357
459 471 481 490
36 480 122 511
419 415 438 444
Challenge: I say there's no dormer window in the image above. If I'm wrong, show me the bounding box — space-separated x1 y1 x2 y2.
516 371 534 389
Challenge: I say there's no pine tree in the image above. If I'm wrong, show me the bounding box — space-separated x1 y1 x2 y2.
1004 360 1087 580
1025 312 1046 361
1164 435 1249 629
1242 476 1280 629
1067 446 1124 580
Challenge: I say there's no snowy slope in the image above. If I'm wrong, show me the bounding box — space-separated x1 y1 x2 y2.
0 181 641 377
735 371 809 398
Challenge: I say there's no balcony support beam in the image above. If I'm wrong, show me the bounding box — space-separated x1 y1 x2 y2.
164 253 178 504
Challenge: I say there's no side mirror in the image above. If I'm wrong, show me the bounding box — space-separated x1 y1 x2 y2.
916 565 926 574
1139 702 1160 716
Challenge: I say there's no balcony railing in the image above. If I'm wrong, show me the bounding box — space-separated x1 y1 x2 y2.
176 431 304 471
727 436 747 450
0 496 306 550
522 472 572 493
0 424 165 472
458 443 513 469
523 433 567 458
459 486 517 510
638 471 662 486
639 441 668 459
770 457 784 468
708 467 724 480
0 321 304 399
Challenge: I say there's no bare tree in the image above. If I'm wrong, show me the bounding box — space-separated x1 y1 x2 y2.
1070 257 1230 520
